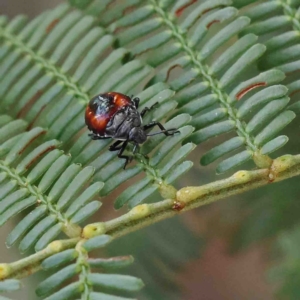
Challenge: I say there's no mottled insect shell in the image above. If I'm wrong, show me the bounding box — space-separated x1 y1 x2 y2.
85 91 179 169
85 92 132 136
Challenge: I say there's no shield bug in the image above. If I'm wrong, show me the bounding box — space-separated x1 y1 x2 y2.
85 92 179 169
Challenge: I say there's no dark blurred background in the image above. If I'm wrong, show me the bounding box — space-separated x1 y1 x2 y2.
0 0 61 18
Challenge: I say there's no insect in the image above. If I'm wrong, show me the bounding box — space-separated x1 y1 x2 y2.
85 92 179 169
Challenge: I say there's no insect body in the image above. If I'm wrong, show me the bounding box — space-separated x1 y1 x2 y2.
85 92 179 169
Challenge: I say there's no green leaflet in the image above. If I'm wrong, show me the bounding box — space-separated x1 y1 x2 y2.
56 166 95 209
209 34 258 75
6 206 47 247
36 264 81 297
1 4 195 209
65 182 104 217
0 196 36 227
0 280 21 292
216 150 252 174
242 15 291 37
219 43 266 88
261 135 289 155
88 274 144 292
201 137 245 166
35 224 63 251
26 149 63 183
70 200 102 223
0 116 104 252
2 1 300 299
43 282 83 300
42 249 79 270
75 0 296 173
19 215 58 253
88 256 134 270
0 279 21 300
89 292 135 300
254 111 296 146
37 236 143 300
199 16 250 60
82 235 112 252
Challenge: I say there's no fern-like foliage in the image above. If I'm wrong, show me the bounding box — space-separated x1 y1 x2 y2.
71 0 297 173
0 4 194 209
0 4 198 298
233 0 300 113
0 279 20 300
0 115 103 251
106 216 204 300
2 0 300 299
37 235 143 300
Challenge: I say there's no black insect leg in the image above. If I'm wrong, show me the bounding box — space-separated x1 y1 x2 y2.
143 121 179 136
115 141 132 169
140 102 159 117
132 97 140 109
109 140 124 151
110 141 138 169
88 133 111 140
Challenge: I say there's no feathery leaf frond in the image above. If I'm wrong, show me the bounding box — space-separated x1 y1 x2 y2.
37 235 143 300
0 115 103 252
0 5 194 208
72 0 296 173
107 216 204 299
2 1 300 299
0 279 21 300
234 0 300 113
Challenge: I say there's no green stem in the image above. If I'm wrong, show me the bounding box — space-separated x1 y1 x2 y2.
1 154 300 280
150 0 259 154
0 162 82 238
83 154 300 240
0 238 79 279
279 0 300 31
0 28 89 104
76 241 93 300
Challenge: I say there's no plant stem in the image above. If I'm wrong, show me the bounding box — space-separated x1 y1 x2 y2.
82 154 300 241
1 154 300 280
0 238 79 280
0 162 82 238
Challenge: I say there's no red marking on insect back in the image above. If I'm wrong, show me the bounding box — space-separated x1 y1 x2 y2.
46 19 60 33
85 106 107 135
206 20 220 29
111 92 132 108
85 92 132 135
175 0 197 17
236 82 266 101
